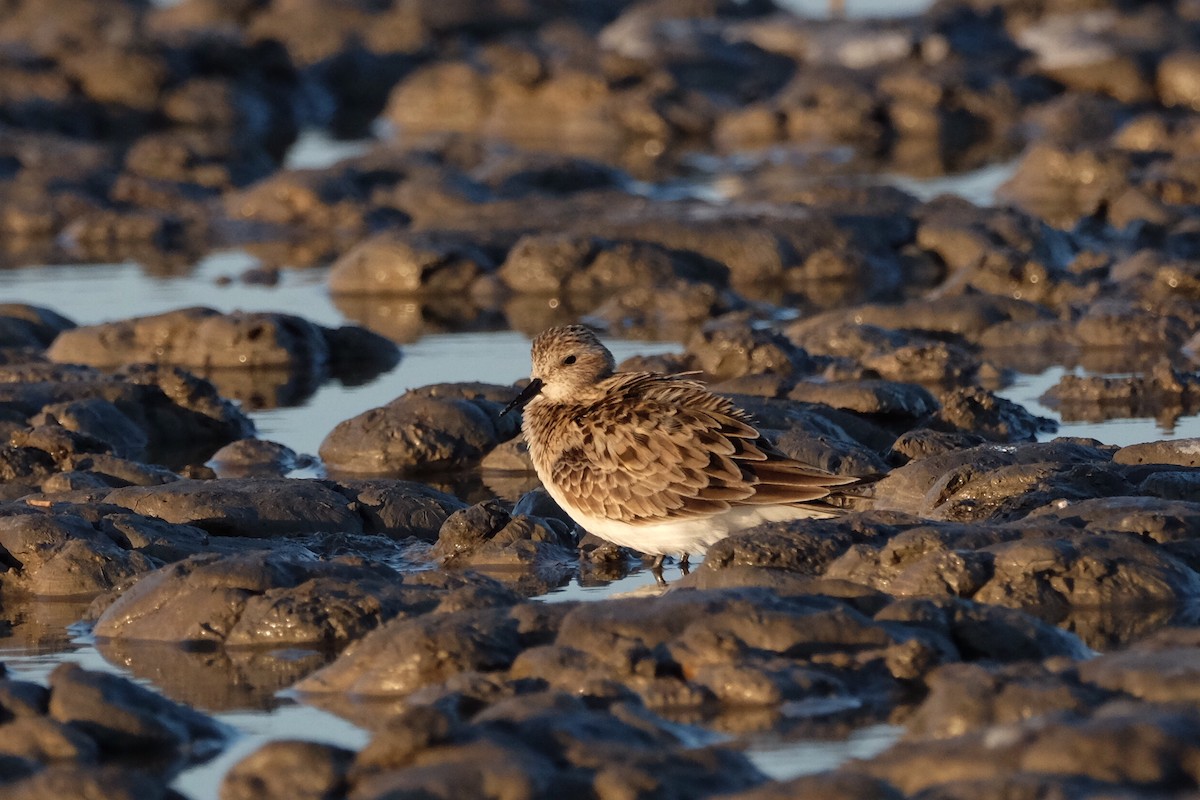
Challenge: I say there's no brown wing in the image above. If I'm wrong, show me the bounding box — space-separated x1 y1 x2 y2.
549 373 857 524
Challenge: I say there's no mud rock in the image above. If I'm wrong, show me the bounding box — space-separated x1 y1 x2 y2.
320 383 520 475
498 234 729 295
1074 299 1194 351
29 399 146 461
295 604 534 696
220 740 355 800
49 454 179 489
731 393 898 457
871 440 1110 516
1115 438 1200 467
887 428 988 464
48 307 338 371
1025 496 1200 546
1041 362 1200 423
583 280 740 339
0 305 74 349
336 479 467 541
2 765 177 800
11 423 113 462
825 518 1200 614
0 445 57 500
1158 50 1200 111
999 142 1138 228
1078 627 1200 704
904 662 1114 739
209 439 310 478
93 552 514 648
328 231 494 296
1017 11 1156 103
303 568 1090 722
788 380 938 421
786 321 989 386
0 364 252 460
0 678 49 718
773 425 891 477
0 714 97 764
348 692 766 800
700 514 901 576
932 386 1055 442
800 294 1054 345
479 436 534 473
435 500 576 568
99 478 361 538
48 663 224 754
0 510 159 597
721 772 903 800
687 323 816 382
854 702 1200 795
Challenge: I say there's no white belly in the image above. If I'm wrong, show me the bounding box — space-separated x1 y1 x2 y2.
541 479 835 556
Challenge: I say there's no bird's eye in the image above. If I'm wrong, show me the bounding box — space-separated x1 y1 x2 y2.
562 355 577 365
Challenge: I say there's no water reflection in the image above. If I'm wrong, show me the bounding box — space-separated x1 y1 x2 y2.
94 639 333 712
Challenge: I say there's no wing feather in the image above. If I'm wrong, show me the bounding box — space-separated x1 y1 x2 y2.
547 373 855 524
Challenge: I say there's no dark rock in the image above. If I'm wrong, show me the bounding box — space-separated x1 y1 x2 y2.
687 321 816 382
0 305 75 349
2 765 178 800
320 383 520 475
826 518 1200 614
350 692 766 799
904 662 1114 739
0 510 158 597
295 605 529 696
871 440 1110 517
328 231 494 296
932 386 1056 442
720 772 904 800
100 478 363 538
786 320 990 386
433 500 577 594
887 429 987 464
1041 362 1200 424
11 423 113 462
209 439 308 478
220 740 354 800
0 679 49 719
322 324 402 384
787 380 938 420
854 702 1200 795
1078 628 1200 704
1024 496 1200 546
47 663 225 755
90 552 479 648
48 307 331 371
30 399 147 460
334 479 467 541
498 234 729 295
52 454 179 489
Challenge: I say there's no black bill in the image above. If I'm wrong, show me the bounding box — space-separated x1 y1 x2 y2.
499 378 544 418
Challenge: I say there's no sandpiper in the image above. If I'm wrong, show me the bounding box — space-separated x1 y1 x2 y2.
501 325 857 571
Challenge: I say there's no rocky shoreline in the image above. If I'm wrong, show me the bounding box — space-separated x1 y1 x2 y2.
5 0 1200 797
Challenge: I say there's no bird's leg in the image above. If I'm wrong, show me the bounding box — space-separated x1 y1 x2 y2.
650 554 666 585
678 553 690 575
